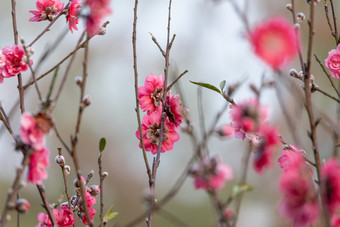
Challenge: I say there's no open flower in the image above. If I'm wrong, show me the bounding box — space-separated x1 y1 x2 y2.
36 206 75 227
85 0 111 36
325 44 340 79
20 112 45 150
136 112 180 154
66 0 82 33
27 147 50 185
249 16 298 70
138 74 164 114
29 0 64 22
278 145 305 172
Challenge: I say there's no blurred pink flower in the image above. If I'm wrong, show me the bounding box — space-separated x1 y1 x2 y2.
36 206 75 227
321 158 340 215
278 145 305 171
28 148 50 185
252 123 279 173
0 45 32 82
164 94 184 127
138 74 164 114
79 191 97 225
192 158 233 190
20 112 45 150
325 44 340 79
217 124 234 137
279 154 319 227
29 0 64 22
66 0 82 33
332 215 340 227
85 0 111 36
229 98 267 139
136 112 180 154
249 16 298 70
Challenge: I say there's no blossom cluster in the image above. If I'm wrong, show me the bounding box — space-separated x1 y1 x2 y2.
0 45 32 83
136 74 184 154
226 98 279 173
325 44 340 79
20 112 51 185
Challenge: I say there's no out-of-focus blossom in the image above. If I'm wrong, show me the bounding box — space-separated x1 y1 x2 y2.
20 112 45 150
217 124 234 137
67 0 82 33
229 98 267 140
321 158 340 215
249 16 298 70
325 44 340 79
15 198 30 214
191 157 233 190
78 191 97 225
85 0 111 36
0 45 32 82
29 0 64 22
279 153 319 226
332 215 340 227
138 74 164 114
164 94 184 127
36 206 75 227
252 124 279 173
136 112 180 154
27 148 50 185
278 145 305 171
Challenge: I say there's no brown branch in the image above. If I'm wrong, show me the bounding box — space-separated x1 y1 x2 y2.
36 185 56 226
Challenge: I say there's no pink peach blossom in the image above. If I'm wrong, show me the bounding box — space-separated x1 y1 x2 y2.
27 148 50 185
36 206 75 227
0 45 32 81
325 44 340 79
332 215 340 227
217 124 234 137
78 191 97 225
136 112 180 154
321 158 340 215
29 0 64 22
249 16 298 70
278 145 305 171
138 74 165 114
20 112 45 150
85 0 111 36
192 157 233 190
164 94 184 127
66 0 82 33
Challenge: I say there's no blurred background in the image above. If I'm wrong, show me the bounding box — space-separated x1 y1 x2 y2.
0 0 339 226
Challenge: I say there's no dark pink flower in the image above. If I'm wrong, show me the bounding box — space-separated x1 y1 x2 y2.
66 0 82 33
85 0 111 36
138 74 164 114
279 155 319 227
0 45 32 81
27 148 50 185
321 158 340 215
78 191 96 225
164 94 184 127
229 98 267 140
29 0 64 22
192 158 233 191
249 16 298 70
36 206 75 227
252 124 279 173
278 145 305 171
325 44 340 79
20 112 45 150
136 112 180 154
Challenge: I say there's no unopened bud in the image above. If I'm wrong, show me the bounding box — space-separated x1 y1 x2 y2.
285 3 292 11
70 195 77 206
102 171 108 178
15 198 30 214
89 185 101 196
75 76 82 86
64 165 71 174
294 23 300 29
296 12 305 23
73 177 86 188
82 95 92 107
55 155 65 166
98 27 106 35
289 69 300 78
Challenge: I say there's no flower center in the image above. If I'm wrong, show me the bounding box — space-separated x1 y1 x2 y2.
151 87 163 107
146 122 169 144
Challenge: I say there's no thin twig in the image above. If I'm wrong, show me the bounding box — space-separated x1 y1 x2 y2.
98 151 104 227
166 70 188 92
36 185 56 226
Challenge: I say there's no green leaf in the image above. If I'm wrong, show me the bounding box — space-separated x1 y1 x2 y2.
336 144 340 147
190 81 221 95
219 80 226 92
232 184 254 196
104 205 118 223
99 137 106 152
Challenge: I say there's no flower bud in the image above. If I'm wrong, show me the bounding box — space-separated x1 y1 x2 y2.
102 171 108 178
82 95 92 107
98 27 106 35
296 12 305 23
89 185 101 196
75 76 82 86
64 165 71 175
55 155 65 166
73 176 86 188
289 68 300 79
15 198 30 214
285 3 292 11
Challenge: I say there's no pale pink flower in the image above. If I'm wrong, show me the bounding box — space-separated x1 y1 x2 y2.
192 157 233 190
278 145 305 171
164 94 184 127
66 0 82 33
252 124 279 173
279 155 319 227
325 44 340 79
249 16 298 70
29 0 64 22
136 112 180 154
0 45 32 81
36 206 75 227
27 148 50 185
138 74 164 114
85 0 111 36
321 158 340 215
217 124 234 137
229 98 267 140
20 112 45 150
